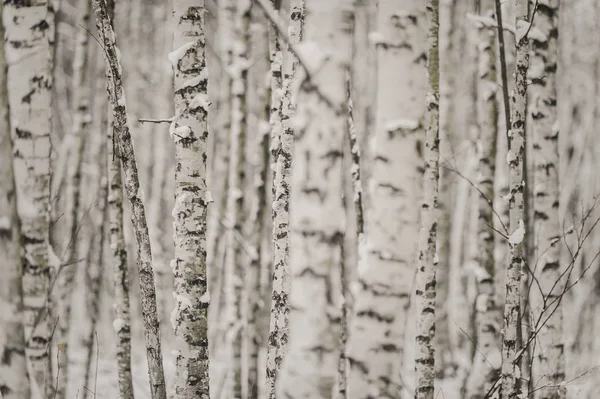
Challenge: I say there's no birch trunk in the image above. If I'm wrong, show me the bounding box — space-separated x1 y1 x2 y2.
346 1 426 397
92 1 167 397
415 0 440 397
3 1 54 395
0 2 30 395
170 1 211 397
529 1 563 397
55 0 92 395
276 1 353 397
221 0 251 396
265 0 303 396
501 0 529 397
465 1 502 397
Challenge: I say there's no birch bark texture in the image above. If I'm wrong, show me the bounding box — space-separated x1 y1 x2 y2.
465 0 502 396
529 1 564 397
346 1 426 397
276 1 353 397
3 1 54 395
169 1 210 397
0 1 30 395
265 0 304 397
414 0 440 397
92 1 167 398
501 0 529 397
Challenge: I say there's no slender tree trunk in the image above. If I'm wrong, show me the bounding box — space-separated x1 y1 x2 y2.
415 0 440 397
346 0 426 397
276 0 353 397
265 0 303 397
529 1 563 397
3 1 54 395
54 0 92 395
169 1 211 397
465 1 502 397
92 1 167 398
0 2 30 395
501 0 529 397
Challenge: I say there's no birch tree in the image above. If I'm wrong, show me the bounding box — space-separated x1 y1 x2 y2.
265 0 304 396
276 0 353 397
170 1 210 397
92 1 167 397
346 1 426 396
0 2 29 395
465 1 502 397
3 1 54 395
501 0 529 397
529 1 563 397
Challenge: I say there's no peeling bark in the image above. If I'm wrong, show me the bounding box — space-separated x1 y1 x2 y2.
170 1 211 397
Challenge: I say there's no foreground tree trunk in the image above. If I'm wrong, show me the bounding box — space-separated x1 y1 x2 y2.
276 0 353 397
170 1 211 397
501 0 529 397
346 0 426 397
529 1 563 398
92 1 167 397
0 2 30 395
265 0 304 397
3 1 54 395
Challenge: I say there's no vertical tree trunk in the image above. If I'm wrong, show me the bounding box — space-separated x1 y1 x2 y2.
3 1 54 396
529 1 563 397
170 1 211 397
346 0 426 397
501 0 529 397
92 1 167 398
55 0 92 395
0 2 30 396
415 0 440 397
265 0 303 397
276 1 353 397
465 1 502 397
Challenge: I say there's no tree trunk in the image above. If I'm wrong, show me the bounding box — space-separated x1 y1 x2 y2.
92 1 167 397
0 1 30 396
170 1 211 397
276 0 353 397
265 0 303 397
529 0 564 397
501 0 529 397
346 0 426 397
3 1 54 395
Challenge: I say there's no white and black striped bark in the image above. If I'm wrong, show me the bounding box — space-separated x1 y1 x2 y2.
0 2 30 395
170 1 210 397
92 1 167 397
501 0 529 397
276 1 353 397
3 1 54 395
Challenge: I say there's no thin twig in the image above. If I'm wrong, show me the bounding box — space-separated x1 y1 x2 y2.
138 117 174 124
495 0 511 145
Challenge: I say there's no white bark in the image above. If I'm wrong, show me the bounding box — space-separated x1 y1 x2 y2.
265 1 303 397
501 0 529 397
276 1 353 397
529 1 563 397
170 1 210 397
3 1 54 395
0 2 30 395
92 1 167 397
346 1 426 397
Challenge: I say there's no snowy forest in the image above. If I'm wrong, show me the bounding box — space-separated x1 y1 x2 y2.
1 0 600 398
